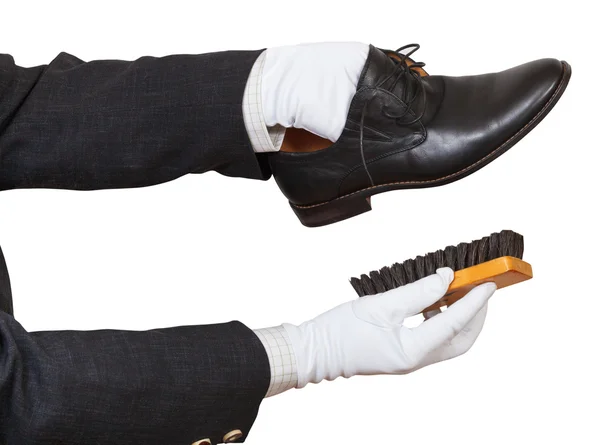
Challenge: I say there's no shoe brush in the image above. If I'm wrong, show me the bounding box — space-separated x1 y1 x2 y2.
350 230 532 313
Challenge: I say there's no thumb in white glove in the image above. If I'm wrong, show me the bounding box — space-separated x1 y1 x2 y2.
283 268 496 388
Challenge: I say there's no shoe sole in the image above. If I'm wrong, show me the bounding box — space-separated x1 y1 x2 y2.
291 61 572 227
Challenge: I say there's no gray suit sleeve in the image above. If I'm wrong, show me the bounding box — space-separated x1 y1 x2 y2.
0 49 271 192
0 312 270 444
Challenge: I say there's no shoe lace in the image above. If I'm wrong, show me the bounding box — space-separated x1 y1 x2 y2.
379 43 427 124
359 43 426 186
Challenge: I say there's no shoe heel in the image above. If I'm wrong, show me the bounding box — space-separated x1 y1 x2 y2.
291 195 372 227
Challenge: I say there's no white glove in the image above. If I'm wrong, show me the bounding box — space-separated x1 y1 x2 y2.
283 268 496 387
262 42 369 142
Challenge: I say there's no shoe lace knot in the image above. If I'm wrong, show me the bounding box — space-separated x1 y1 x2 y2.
379 43 427 125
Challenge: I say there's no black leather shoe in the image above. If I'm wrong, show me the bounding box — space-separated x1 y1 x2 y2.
0 245 13 316
269 44 571 227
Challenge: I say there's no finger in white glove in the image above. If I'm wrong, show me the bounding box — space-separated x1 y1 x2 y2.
283 268 496 388
416 303 489 370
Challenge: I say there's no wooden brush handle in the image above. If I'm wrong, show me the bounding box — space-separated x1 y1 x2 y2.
422 256 533 313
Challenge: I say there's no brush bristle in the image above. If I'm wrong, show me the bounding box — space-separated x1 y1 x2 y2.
350 230 524 297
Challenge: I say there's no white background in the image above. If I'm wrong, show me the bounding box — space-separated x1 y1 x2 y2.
1 0 598 444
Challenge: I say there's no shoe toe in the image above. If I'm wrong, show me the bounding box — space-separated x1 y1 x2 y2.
415 57 569 179
504 58 567 123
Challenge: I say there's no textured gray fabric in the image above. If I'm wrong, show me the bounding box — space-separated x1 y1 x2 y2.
0 49 271 191
0 49 274 443
0 246 11 315
0 312 270 444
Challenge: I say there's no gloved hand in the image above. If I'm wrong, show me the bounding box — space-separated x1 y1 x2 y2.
262 42 369 142
283 268 496 387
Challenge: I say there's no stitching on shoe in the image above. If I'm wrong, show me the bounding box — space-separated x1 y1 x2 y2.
337 88 427 195
294 63 569 210
336 132 426 196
